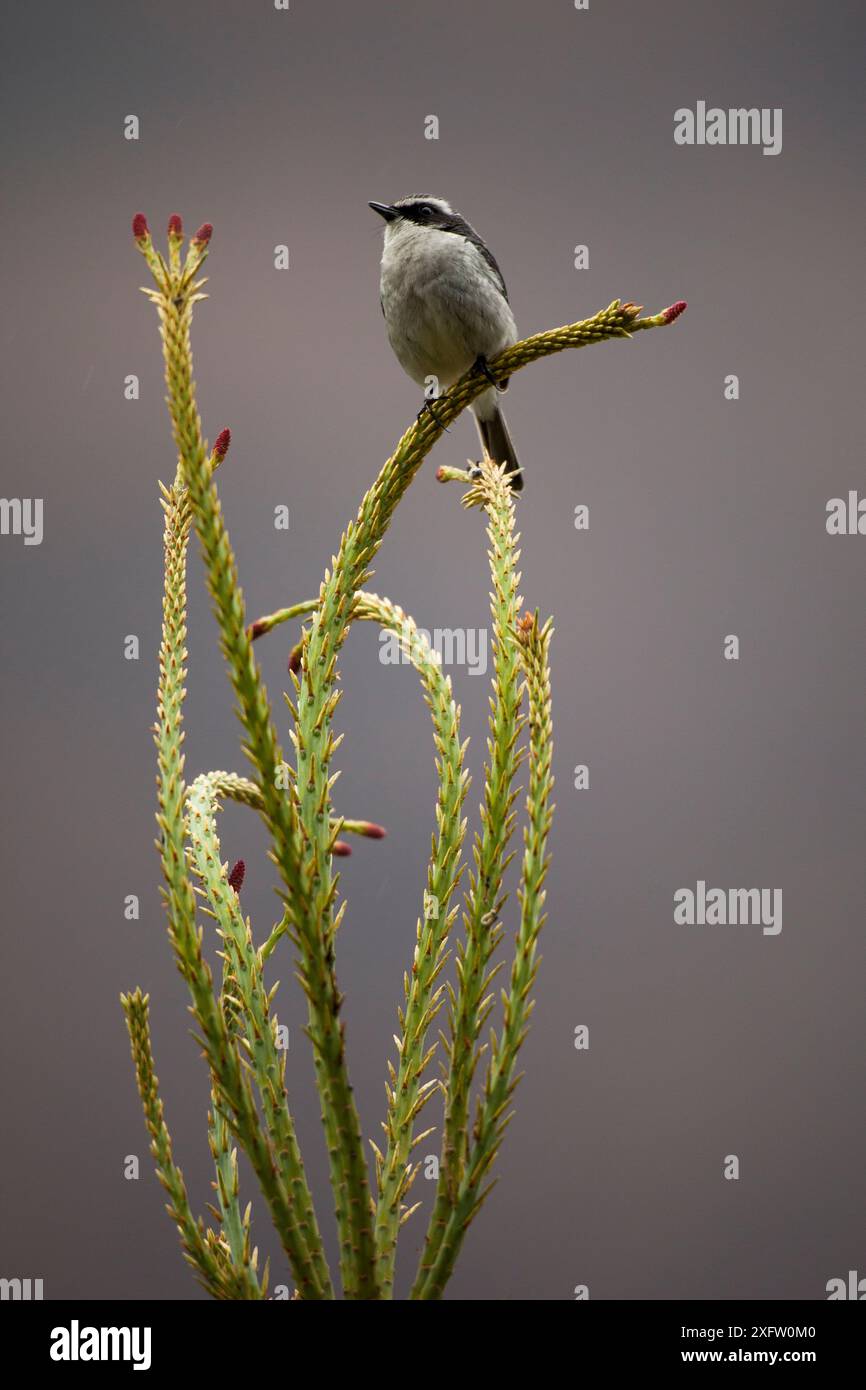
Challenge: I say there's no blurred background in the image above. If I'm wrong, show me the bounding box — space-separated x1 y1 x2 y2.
1 0 864 1299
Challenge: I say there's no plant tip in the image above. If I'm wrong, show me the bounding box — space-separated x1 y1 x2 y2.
516 610 536 645
663 299 687 324
132 212 149 241
358 821 387 839
228 859 245 894
213 427 231 460
167 213 184 238
192 222 214 246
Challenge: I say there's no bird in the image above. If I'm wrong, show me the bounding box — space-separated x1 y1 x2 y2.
370 195 523 490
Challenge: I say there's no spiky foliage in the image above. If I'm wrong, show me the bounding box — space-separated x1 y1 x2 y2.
123 210 685 1299
145 424 329 1297
136 218 375 1299
412 460 525 1293
121 989 263 1300
187 772 332 1296
413 603 555 1298
348 595 470 1295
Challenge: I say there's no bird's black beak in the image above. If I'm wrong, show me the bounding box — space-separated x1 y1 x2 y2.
369 201 399 223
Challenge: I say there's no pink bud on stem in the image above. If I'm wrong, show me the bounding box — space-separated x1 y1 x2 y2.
355 821 387 840
212 427 231 461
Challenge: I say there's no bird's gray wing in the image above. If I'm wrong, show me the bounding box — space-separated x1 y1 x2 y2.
465 231 509 301
444 212 509 301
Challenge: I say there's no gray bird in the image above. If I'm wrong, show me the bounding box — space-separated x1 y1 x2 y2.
370 195 523 490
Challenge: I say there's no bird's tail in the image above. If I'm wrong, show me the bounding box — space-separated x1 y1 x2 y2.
473 399 524 492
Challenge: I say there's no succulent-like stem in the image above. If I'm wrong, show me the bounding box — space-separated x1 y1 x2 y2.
240 590 471 1292
208 904 259 1292
139 229 378 1300
413 604 555 1298
349 595 470 1295
247 598 320 641
147 459 329 1298
411 460 524 1295
188 772 333 1297
190 769 385 844
121 989 262 1300
207 1096 263 1296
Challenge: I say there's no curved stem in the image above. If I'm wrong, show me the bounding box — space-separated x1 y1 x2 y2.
350 594 470 1296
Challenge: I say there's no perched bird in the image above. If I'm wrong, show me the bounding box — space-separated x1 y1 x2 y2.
370 195 523 489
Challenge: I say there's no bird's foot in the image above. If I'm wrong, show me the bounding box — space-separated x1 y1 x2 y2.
472 355 507 392
417 396 450 431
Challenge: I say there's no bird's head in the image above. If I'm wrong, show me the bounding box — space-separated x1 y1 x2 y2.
369 195 456 241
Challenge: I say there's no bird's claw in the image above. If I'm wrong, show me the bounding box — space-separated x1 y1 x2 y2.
473 355 506 392
417 397 450 431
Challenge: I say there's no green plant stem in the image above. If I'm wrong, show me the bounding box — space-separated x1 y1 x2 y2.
411 461 524 1296
413 608 555 1298
208 1095 263 1295
148 467 329 1298
121 989 260 1300
208 921 258 1289
150 250 376 1300
247 598 319 640
189 772 333 1297
190 770 380 842
348 594 470 1295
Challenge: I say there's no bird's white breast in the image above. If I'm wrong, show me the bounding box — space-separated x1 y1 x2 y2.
379 223 516 390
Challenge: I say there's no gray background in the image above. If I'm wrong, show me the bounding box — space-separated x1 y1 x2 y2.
1 1 863 1300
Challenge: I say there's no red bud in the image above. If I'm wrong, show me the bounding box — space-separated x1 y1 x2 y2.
288 644 303 674
331 841 352 857
357 822 387 839
213 427 231 460
132 212 149 241
228 859 245 893
192 222 213 246
662 300 687 324
167 213 183 238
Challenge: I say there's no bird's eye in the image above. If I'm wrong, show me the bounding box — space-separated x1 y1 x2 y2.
419 204 435 217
